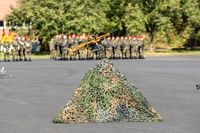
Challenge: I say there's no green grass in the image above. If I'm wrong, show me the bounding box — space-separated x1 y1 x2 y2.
0 53 50 59
31 54 50 59
145 49 200 57
1 49 200 59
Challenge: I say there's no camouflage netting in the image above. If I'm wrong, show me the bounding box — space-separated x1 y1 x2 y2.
53 59 163 124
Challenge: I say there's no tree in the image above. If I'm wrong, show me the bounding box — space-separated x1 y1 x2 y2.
139 0 173 51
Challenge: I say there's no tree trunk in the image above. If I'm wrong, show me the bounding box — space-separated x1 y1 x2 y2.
149 31 154 51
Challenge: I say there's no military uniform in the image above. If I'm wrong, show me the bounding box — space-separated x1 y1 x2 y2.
130 37 137 59
12 37 20 61
3 41 11 61
0 42 3 61
25 38 32 61
138 37 145 59
19 37 26 61
123 37 130 59
115 37 122 59
104 38 112 59
49 38 56 59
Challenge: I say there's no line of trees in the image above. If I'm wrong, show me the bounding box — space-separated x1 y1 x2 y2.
6 0 200 51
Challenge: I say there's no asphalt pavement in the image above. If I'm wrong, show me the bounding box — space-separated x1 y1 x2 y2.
0 56 200 133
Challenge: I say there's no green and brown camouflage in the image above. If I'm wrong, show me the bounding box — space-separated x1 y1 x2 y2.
53 59 163 124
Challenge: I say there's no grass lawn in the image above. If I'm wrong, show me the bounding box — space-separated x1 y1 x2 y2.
31 54 50 59
0 49 200 59
145 49 200 57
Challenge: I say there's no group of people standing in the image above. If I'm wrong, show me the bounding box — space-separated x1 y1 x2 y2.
50 34 145 60
0 30 32 62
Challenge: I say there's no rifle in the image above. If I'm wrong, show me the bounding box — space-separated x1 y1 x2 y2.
67 33 110 55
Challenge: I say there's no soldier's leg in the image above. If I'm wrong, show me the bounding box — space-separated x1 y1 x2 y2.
135 46 139 59
27 48 32 61
82 48 86 60
12 49 15 61
60 46 64 60
0 46 2 61
3 47 6 61
130 45 136 59
7 49 11 62
16 48 19 61
19 48 23 61
76 51 80 60
140 45 145 59
112 47 115 59
29 52 32 61
129 46 132 59
4 52 6 62
124 49 128 59
116 49 118 59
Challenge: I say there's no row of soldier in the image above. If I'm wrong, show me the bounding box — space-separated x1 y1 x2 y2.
0 35 32 62
50 34 145 60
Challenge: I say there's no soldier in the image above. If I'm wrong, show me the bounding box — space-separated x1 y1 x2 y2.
62 35 69 60
72 34 79 60
19 36 26 61
12 35 20 61
135 36 141 59
66 34 72 60
54 34 60 60
115 36 122 59
67 34 74 60
111 36 117 59
78 35 84 60
76 35 81 60
0 41 3 61
49 37 56 59
104 37 112 59
138 36 145 59
3 40 11 62
58 34 64 60
82 35 88 60
25 37 32 61
130 36 137 59
59 34 67 60
118 36 125 59
7 30 14 61
1 29 6 61
101 37 108 59
123 36 130 59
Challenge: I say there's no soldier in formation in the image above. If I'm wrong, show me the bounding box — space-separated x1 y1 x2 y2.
49 34 145 60
0 31 33 62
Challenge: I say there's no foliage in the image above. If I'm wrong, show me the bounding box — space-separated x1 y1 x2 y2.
6 0 200 51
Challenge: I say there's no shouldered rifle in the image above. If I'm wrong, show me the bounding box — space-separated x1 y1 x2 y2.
67 33 110 55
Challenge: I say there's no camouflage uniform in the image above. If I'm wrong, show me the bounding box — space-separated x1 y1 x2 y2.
12 37 20 61
115 37 122 59
72 36 79 60
3 41 11 61
49 38 56 59
130 37 137 59
82 37 88 60
57 35 64 60
62 35 69 60
19 37 27 61
78 36 85 60
25 39 32 61
104 37 112 59
138 37 145 59
123 37 130 59
0 42 3 61
135 37 141 59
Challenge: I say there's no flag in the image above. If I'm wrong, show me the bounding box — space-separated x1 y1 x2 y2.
1 29 6 45
8 31 13 43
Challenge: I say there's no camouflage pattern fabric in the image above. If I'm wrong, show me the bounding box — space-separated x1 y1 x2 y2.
53 59 163 124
